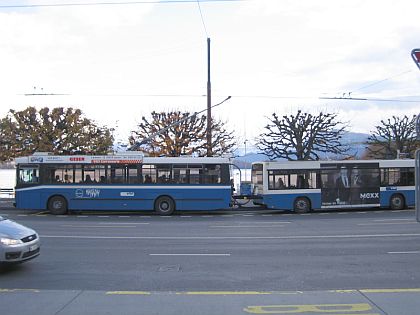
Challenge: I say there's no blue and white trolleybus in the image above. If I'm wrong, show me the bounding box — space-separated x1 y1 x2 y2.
251 159 415 212
15 153 233 215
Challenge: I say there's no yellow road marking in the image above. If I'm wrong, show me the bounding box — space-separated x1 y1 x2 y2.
33 211 49 215
244 303 374 314
0 289 40 293
181 291 273 295
106 291 151 295
360 288 420 293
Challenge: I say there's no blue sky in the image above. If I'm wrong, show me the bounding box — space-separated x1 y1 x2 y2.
1 0 420 149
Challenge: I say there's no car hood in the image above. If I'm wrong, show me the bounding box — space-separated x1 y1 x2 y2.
0 217 37 239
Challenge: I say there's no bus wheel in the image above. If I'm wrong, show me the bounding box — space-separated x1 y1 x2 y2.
390 194 404 210
47 196 68 215
154 196 175 216
294 197 311 213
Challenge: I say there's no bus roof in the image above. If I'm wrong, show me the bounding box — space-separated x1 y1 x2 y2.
15 154 231 165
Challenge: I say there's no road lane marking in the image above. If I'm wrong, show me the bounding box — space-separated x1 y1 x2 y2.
183 291 271 295
211 221 291 225
149 253 231 256
360 288 420 293
98 222 145 225
373 218 413 222
358 222 418 226
209 225 286 228
106 291 151 295
388 251 420 254
0 289 40 293
61 224 149 228
40 233 420 240
244 303 376 314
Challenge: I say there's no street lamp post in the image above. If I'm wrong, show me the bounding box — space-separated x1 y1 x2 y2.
207 37 212 157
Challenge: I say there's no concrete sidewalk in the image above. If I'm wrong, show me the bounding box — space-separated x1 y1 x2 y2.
0 288 419 315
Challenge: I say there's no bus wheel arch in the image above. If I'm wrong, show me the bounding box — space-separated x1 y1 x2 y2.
293 197 311 213
47 195 68 215
154 195 176 216
390 193 405 210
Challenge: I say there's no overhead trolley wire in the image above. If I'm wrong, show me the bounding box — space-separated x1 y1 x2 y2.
348 69 413 94
197 0 209 38
0 0 244 9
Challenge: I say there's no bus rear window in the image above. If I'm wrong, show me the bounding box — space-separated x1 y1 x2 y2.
251 164 263 185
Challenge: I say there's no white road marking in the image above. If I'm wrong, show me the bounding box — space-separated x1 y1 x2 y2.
388 251 420 254
209 225 286 228
358 222 418 226
373 219 413 222
98 222 146 225
212 221 291 225
40 233 420 240
149 253 231 256
61 223 149 228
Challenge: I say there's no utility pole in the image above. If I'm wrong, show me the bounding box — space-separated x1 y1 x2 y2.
206 37 212 157
411 48 420 222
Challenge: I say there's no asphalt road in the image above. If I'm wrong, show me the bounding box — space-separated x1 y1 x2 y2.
1 205 420 314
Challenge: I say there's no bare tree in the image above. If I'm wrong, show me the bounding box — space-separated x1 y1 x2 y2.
256 110 349 160
129 111 235 157
365 114 419 159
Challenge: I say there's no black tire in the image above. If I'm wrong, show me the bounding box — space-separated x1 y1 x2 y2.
294 197 311 213
154 196 175 216
390 194 404 210
47 196 68 215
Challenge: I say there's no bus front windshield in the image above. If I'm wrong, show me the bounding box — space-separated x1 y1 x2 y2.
18 166 39 184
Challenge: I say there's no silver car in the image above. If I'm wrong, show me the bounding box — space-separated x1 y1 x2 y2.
0 216 40 264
